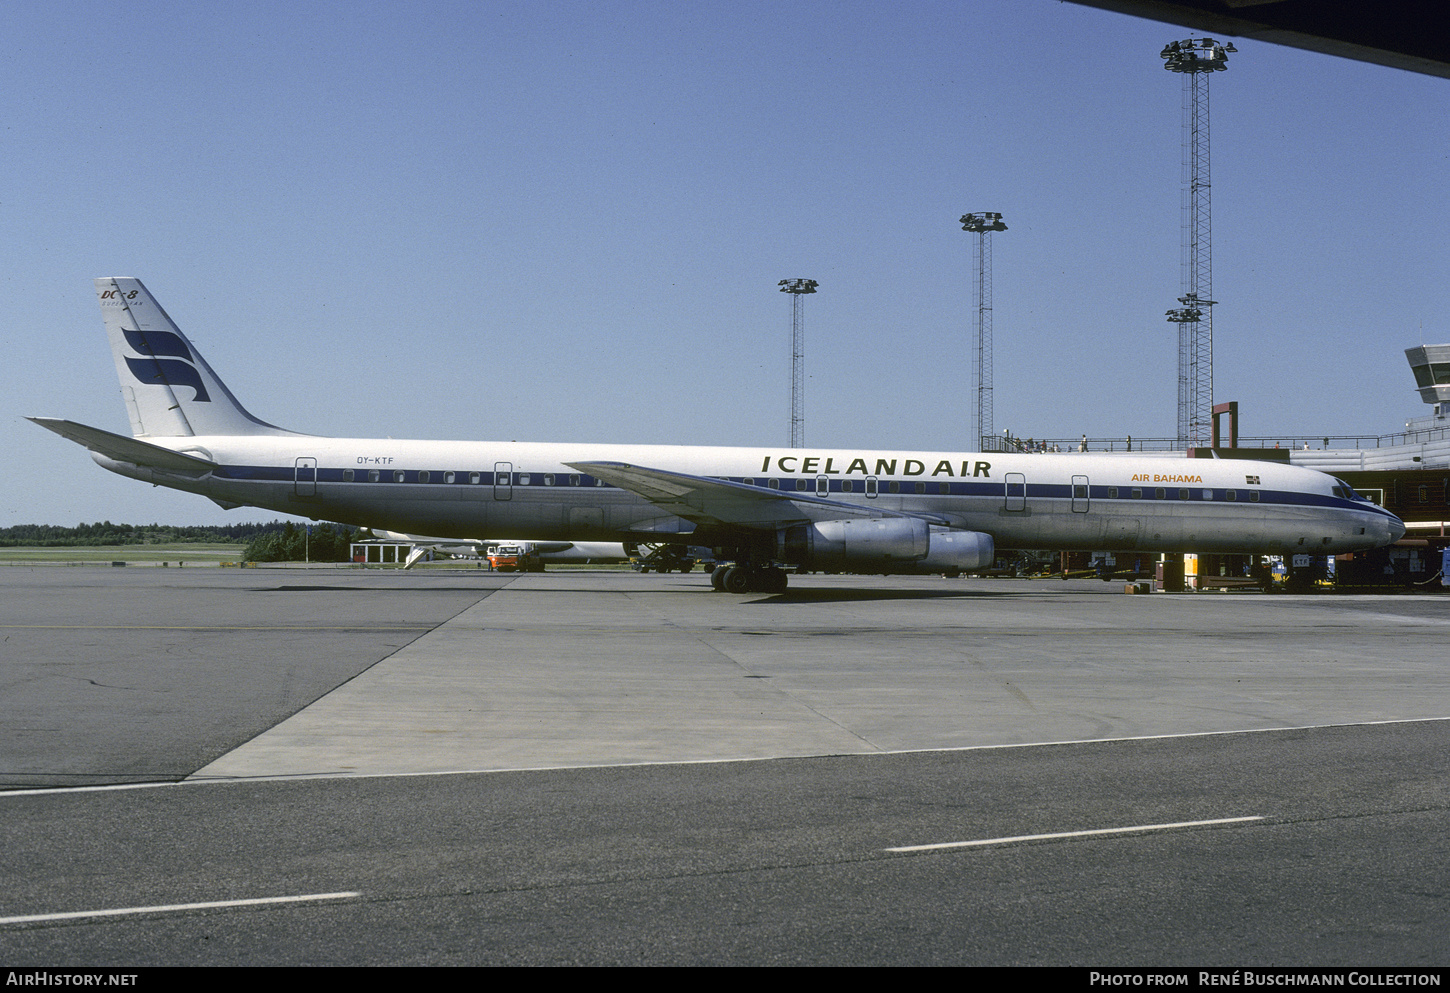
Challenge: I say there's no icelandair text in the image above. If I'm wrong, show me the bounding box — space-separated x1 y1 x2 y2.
761 455 992 478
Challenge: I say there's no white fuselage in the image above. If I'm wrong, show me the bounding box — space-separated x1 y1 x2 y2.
95 436 1405 556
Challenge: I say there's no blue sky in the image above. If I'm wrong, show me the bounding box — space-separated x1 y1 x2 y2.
5 0 1447 526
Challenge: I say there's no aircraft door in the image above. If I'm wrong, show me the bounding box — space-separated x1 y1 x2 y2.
1072 475 1089 513
1004 472 1026 512
493 462 513 501
294 457 317 497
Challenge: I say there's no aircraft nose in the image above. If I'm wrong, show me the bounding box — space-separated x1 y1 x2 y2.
1387 513 1406 544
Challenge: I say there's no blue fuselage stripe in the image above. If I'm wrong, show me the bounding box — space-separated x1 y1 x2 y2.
210 464 1392 518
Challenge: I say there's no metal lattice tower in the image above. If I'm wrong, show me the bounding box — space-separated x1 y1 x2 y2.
778 278 818 448
1162 37 1233 449
961 213 1006 451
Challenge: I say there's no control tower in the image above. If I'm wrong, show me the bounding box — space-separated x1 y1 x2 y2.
1405 344 1450 414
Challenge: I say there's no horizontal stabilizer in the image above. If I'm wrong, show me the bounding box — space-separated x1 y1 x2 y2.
28 417 217 477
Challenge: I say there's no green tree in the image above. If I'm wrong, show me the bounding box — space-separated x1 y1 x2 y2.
242 522 357 562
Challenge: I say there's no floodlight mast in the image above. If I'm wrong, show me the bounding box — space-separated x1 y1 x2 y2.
960 212 1006 452
1161 37 1233 449
779 278 818 449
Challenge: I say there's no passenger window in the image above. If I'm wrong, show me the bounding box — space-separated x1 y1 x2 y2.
418 471 430 483
1250 491 1260 502
519 473 530 486
544 474 555 486
841 479 853 492
1074 484 1087 498
1202 489 1213 500
569 474 580 486
470 472 481 484
939 482 950 494
742 477 754 486
1107 487 1117 499
796 479 808 491
768 478 779 489
1226 489 1237 501
1131 488 1142 499
369 469 380 482
1155 488 1165 499
343 469 354 482
445 471 455 483
394 470 405 483
888 480 900 493
914 482 926 494
1179 488 1188 500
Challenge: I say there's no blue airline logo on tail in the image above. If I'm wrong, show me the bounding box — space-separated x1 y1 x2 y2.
121 327 211 402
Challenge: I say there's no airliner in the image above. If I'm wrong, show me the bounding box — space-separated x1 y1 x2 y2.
368 531 630 567
31 278 1404 593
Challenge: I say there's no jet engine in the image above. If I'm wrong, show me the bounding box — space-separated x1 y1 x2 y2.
777 519 993 574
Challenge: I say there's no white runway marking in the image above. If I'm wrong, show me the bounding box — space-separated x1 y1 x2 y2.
885 815 1263 852
0 891 361 925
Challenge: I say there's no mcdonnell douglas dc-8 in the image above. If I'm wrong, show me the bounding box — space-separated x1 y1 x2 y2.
31 278 1403 593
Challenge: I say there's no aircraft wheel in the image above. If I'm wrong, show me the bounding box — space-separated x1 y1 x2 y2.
711 565 730 591
723 566 753 594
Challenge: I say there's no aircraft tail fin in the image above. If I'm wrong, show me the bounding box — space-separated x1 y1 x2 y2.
96 277 299 438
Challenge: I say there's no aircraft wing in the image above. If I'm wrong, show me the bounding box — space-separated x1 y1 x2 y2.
567 460 951 531
28 417 217 477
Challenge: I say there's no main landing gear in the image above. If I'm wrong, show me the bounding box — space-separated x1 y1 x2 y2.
710 563 789 594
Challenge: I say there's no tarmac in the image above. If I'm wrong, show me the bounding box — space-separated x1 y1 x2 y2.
179 569 1450 781
4 565 1449 788
6 566 1450 965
